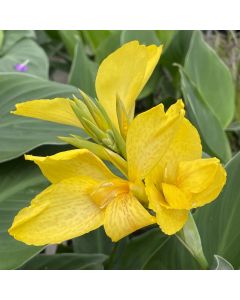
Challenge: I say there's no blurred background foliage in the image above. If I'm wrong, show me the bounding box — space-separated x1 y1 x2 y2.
0 30 239 270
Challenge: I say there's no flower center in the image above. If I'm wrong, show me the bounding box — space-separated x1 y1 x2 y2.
90 179 129 209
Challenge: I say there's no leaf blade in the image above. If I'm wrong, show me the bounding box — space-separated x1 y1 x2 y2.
195 151 240 268
179 66 231 163
0 157 48 269
20 253 108 270
184 31 235 128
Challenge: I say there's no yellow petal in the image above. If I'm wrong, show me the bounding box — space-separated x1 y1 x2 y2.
96 41 162 127
12 98 82 128
156 205 189 235
147 116 202 188
8 176 104 245
25 149 115 183
191 163 226 208
162 183 192 210
127 100 185 181
177 158 220 193
104 193 155 242
143 45 162 86
166 97 186 115
146 179 188 235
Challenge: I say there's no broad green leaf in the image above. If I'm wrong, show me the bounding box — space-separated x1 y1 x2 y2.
0 31 4 49
45 30 61 41
35 30 52 45
155 30 176 49
154 71 177 102
236 85 240 121
0 157 48 269
144 235 199 270
195 151 240 268
120 30 160 45
160 30 193 68
81 30 112 54
179 67 231 163
185 31 235 128
159 31 193 97
117 228 169 269
58 30 80 58
105 237 129 270
0 30 35 54
0 39 49 78
68 40 98 97
72 227 113 255
20 253 108 270
0 72 86 163
95 31 121 63
115 228 198 270
212 255 234 270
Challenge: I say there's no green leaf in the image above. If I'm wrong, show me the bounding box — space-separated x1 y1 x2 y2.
144 235 199 270
81 30 112 54
155 30 176 49
58 30 81 58
185 31 235 128
0 30 4 49
20 253 108 270
159 31 193 97
95 31 121 63
195 151 240 268
0 72 86 163
45 30 61 41
68 40 98 97
0 157 48 269
72 227 113 255
179 67 231 163
116 228 198 270
0 30 35 54
0 39 49 78
121 30 160 45
117 228 169 269
160 30 193 69
211 255 234 270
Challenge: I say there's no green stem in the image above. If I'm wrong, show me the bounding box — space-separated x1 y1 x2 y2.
176 213 209 270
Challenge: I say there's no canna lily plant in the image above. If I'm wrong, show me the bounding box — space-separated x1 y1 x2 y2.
8 41 226 269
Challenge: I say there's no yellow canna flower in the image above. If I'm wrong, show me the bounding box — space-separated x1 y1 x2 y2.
9 99 226 245
12 41 162 131
9 99 185 245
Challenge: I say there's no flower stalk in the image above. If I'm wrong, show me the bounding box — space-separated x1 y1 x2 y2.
95 99 127 159
176 212 209 269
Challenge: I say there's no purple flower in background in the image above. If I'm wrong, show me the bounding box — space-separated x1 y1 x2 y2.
14 59 29 72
